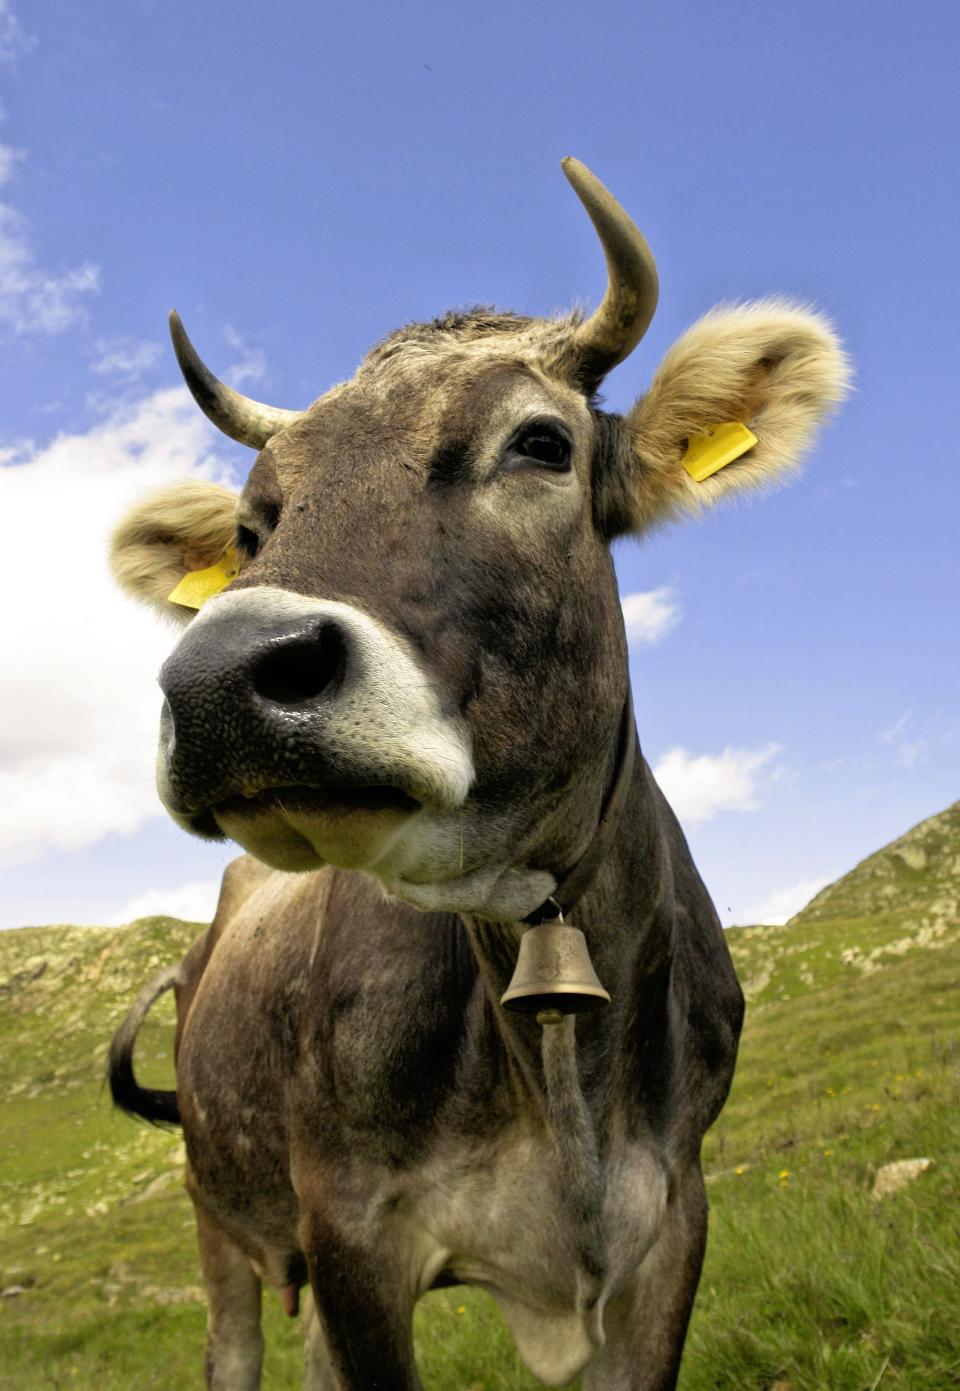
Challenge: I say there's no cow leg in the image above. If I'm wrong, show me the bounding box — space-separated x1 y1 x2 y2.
301 1288 338 1391
301 1211 422 1391
193 1196 265 1391
582 1172 708 1391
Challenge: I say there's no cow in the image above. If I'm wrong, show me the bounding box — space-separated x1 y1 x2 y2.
107 158 849 1391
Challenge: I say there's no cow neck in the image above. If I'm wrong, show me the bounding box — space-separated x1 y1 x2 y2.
459 683 639 1059
523 684 637 927
460 684 643 1167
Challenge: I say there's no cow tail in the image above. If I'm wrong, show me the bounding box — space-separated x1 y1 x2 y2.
107 963 182 1125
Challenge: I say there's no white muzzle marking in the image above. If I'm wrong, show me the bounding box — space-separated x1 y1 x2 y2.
186 585 474 811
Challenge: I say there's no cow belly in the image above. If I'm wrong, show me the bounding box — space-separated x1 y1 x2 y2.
402 1128 669 1385
176 868 322 1260
178 1008 303 1260
181 1097 301 1261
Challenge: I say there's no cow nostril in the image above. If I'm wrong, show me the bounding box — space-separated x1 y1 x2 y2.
252 624 347 706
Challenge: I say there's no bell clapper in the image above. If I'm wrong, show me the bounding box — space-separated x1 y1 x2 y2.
536 1008 564 1027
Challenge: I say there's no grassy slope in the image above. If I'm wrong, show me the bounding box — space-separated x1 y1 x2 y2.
1 803 958 1389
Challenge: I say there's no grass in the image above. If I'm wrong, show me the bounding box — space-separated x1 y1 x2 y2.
2 805 958 1389
687 940 960 1390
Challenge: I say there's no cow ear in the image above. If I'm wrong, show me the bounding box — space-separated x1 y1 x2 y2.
599 299 851 537
110 480 239 623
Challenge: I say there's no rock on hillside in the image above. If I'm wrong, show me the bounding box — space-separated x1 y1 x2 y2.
793 800 960 927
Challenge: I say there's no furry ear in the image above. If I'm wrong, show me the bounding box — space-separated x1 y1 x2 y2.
110 479 239 623
600 299 851 536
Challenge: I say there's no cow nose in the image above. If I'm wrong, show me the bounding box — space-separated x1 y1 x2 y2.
154 587 474 833
160 614 349 714
157 611 354 815
250 623 348 706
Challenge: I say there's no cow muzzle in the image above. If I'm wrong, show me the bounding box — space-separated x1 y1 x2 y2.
156 587 474 871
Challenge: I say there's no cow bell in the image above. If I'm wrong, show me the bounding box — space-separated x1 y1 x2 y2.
501 918 610 1023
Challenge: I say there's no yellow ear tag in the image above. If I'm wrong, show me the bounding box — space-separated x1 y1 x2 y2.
167 547 239 611
681 421 758 482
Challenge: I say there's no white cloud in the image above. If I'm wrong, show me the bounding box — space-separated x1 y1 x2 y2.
222 324 268 386
0 10 92 334
878 709 931 770
0 140 22 186
898 739 929 769
0 0 30 65
0 386 236 867
880 709 911 744
0 142 100 335
652 742 782 825
742 875 830 926
104 878 221 927
90 335 162 381
621 587 681 646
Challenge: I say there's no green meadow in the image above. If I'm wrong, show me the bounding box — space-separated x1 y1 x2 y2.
2 803 958 1389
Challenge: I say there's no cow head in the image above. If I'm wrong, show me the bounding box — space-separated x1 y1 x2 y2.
111 160 849 920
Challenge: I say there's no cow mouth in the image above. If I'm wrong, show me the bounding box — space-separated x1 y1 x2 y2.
189 783 421 840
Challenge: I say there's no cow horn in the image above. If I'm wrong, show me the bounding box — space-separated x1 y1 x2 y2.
169 311 305 449
560 158 659 386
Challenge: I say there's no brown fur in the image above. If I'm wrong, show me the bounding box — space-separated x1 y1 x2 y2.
112 301 849 623
108 267 848 1387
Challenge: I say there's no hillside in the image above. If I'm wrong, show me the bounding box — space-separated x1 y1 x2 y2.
1 805 958 1389
727 799 960 1011
796 800 960 926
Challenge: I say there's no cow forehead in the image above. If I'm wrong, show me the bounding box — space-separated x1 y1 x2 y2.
361 309 579 376
254 347 594 495
229 347 609 679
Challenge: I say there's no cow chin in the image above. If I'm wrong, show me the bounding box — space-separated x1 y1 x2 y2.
210 793 419 873
187 789 559 921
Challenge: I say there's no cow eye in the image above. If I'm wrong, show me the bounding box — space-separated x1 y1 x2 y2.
236 524 260 559
509 424 572 472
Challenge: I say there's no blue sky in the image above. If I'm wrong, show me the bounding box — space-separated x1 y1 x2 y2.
1 0 957 928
